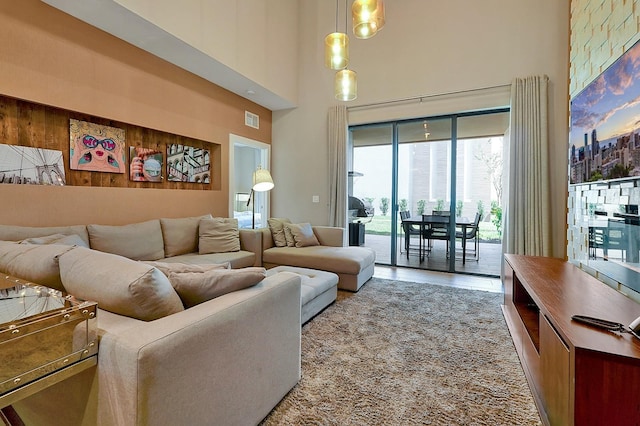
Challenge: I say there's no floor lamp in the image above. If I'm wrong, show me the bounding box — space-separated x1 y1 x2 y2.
246 166 274 229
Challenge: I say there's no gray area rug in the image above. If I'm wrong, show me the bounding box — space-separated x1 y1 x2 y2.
261 278 541 425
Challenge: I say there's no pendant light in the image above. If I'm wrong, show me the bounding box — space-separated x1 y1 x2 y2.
324 0 349 70
352 0 385 39
335 69 357 101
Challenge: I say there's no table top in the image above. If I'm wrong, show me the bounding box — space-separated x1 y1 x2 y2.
404 215 473 226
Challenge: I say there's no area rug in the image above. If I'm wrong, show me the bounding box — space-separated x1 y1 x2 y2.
261 278 541 426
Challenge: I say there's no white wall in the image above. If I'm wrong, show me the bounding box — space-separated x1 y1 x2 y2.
273 0 570 258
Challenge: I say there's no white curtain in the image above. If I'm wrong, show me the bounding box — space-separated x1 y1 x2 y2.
328 105 348 228
504 75 552 256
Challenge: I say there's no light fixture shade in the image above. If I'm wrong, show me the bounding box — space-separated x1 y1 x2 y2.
325 32 349 70
252 167 274 192
352 0 384 39
335 69 357 101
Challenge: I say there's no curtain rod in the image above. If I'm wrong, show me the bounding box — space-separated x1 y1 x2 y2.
346 83 511 111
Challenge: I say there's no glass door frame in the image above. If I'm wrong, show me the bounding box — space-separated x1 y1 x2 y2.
349 107 509 274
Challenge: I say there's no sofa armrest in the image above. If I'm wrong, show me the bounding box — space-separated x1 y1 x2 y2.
312 226 346 247
96 272 301 425
239 228 262 266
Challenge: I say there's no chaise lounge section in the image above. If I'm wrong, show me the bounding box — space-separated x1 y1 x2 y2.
260 221 376 292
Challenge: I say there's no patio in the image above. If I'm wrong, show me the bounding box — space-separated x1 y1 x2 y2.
363 233 503 276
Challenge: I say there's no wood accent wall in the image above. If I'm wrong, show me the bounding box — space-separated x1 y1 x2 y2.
0 94 222 191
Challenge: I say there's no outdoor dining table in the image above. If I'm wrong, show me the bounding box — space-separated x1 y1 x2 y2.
403 215 475 263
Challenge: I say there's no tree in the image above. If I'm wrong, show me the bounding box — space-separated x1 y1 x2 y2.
417 199 426 215
380 197 389 216
399 198 408 212
456 200 464 217
476 143 503 207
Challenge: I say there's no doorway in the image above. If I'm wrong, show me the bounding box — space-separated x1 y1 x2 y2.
349 109 508 277
229 134 271 229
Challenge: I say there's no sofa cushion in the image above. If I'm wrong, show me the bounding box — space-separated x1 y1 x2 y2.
267 218 291 247
0 241 76 292
142 260 229 276
199 217 240 254
161 251 256 269
285 223 320 248
19 233 89 247
160 214 212 257
0 224 90 246
87 219 165 261
263 246 376 275
58 247 184 321
166 267 266 308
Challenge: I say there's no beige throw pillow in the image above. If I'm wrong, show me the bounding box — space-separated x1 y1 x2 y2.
167 267 266 308
283 226 296 247
160 214 212 257
87 219 165 261
267 218 291 247
285 223 320 247
199 217 240 254
58 247 184 321
0 241 76 292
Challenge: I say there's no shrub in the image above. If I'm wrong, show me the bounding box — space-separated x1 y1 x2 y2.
380 197 390 216
417 199 426 215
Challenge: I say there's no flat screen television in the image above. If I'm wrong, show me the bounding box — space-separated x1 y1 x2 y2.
570 38 640 299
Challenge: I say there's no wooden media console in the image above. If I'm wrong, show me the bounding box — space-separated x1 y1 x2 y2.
502 254 640 425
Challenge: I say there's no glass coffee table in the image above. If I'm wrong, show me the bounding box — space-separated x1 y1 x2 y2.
0 274 98 408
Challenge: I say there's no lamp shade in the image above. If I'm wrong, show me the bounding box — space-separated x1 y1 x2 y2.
324 32 349 70
335 69 357 101
252 168 274 192
352 0 384 39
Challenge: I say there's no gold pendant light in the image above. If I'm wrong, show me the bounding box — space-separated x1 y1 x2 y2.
352 0 385 39
335 69 357 101
325 33 349 70
324 0 349 70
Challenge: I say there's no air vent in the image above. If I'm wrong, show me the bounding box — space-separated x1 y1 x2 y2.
245 111 259 129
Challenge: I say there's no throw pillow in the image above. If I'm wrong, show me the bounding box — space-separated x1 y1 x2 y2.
58 247 184 321
0 224 90 246
267 218 291 247
87 219 165 261
167 267 266 308
283 225 296 247
142 261 230 277
19 233 89 247
285 223 320 247
160 214 213 257
0 241 76 292
199 217 240 254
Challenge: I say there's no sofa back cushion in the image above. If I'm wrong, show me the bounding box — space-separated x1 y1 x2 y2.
0 224 90 246
198 217 240 254
87 219 165 261
160 214 212 257
0 241 76 292
58 247 184 321
19 233 89 247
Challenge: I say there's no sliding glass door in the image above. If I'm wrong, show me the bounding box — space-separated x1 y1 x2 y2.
349 109 508 277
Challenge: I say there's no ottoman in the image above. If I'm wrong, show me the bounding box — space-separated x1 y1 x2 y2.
267 266 338 324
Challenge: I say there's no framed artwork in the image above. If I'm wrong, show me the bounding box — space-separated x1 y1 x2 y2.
166 144 211 183
129 147 163 182
569 39 640 184
0 144 65 185
69 119 126 173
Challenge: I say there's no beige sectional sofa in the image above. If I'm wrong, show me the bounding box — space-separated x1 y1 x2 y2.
0 217 301 425
261 221 376 292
